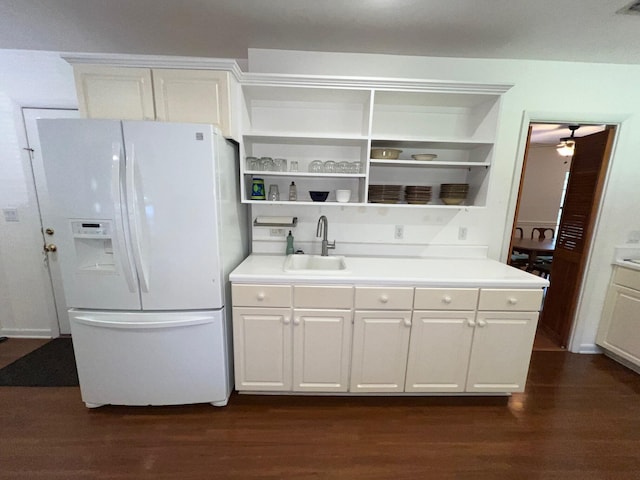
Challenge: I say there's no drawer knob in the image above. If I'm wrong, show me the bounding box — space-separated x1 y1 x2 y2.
257 292 265 301
442 295 452 304
508 297 518 305
404 318 412 327
467 319 476 327
477 319 487 327
380 294 389 304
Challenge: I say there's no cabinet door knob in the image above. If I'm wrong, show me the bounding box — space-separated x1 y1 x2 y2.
467 319 476 327
380 294 389 304
442 295 452 304
257 292 265 301
477 319 487 327
404 318 412 327
283 316 291 325
293 317 301 325
508 297 518 305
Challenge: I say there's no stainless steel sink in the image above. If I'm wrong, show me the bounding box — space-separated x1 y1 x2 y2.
283 254 348 273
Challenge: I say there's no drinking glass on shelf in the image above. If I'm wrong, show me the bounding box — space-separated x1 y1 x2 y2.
260 157 274 171
246 156 259 171
309 160 323 173
274 158 287 172
268 184 280 201
289 160 299 172
337 161 349 173
323 160 336 173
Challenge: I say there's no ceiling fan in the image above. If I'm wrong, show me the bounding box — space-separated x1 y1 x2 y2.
556 125 579 157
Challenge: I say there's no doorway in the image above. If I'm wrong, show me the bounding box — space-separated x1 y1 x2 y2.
510 122 615 349
22 108 80 335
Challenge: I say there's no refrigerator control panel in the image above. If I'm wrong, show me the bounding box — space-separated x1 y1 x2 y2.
71 220 112 237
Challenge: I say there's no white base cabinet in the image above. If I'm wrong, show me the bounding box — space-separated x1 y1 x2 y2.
597 266 640 372
231 283 543 395
350 310 412 393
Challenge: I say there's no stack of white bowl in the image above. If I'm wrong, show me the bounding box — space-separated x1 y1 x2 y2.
439 184 469 205
368 184 403 203
404 185 432 204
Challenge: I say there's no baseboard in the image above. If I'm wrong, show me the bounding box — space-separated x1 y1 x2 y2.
577 343 603 354
0 328 56 339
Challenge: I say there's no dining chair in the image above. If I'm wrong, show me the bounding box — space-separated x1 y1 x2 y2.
531 227 555 240
510 227 528 269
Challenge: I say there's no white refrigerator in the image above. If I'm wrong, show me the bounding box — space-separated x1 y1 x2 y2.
37 119 248 408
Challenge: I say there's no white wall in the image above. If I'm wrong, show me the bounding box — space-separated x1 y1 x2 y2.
0 50 77 337
247 49 640 353
516 144 571 237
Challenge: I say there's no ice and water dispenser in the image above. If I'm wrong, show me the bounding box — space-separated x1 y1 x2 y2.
70 220 116 272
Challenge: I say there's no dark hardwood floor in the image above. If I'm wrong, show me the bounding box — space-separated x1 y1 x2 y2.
1 340 639 479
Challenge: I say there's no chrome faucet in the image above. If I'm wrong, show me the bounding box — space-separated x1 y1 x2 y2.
316 215 336 256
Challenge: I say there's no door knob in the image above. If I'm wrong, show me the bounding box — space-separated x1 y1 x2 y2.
44 243 57 252
45 228 55 236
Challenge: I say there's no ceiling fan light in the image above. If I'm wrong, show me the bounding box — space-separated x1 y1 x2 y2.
557 140 575 157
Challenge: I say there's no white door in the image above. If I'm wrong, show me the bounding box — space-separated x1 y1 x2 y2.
122 121 223 310
232 307 292 391
405 310 475 393
36 118 141 311
466 311 539 393
350 310 412 393
23 108 80 334
292 309 352 392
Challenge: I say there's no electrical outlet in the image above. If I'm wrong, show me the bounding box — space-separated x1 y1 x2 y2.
2 208 18 222
458 227 468 240
270 228 285 237
395 225 404 240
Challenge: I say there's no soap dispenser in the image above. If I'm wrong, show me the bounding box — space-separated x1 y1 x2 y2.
288 181 297 201
286 231 295 255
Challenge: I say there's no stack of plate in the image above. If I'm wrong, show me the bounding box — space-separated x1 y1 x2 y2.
404 185 432 205
440 183 469 205
368 184 403 203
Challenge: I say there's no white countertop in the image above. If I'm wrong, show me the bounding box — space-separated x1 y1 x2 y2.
230 254 549 288
613 246 640 272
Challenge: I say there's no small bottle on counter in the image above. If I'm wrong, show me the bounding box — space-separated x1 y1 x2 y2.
289 181 297 201
286 231 295 255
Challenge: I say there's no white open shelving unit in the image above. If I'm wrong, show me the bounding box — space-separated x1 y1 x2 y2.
239 76 511 208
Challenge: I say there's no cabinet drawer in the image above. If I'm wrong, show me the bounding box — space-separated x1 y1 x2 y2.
478 289 543 311
613 266 640 291
355 286 414 310
294 285 353 309
232 284 292 307
414 288 479 310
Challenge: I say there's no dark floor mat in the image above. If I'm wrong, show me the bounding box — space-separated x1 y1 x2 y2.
0 338 79 386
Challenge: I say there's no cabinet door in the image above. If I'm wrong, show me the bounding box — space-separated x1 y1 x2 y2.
153 69 231 135
405 311 475 392
350 310 411 392
465 311 538 393
599 284 640 366
73 65 155 120
292 309 352 392
232 307 292 391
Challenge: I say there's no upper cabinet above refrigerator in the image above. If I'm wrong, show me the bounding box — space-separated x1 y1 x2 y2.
71 64 239 140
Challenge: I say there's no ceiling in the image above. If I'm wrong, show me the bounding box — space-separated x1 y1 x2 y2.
530 124 607 145
1 0 640 65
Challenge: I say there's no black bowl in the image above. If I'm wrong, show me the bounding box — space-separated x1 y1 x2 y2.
309 191 329 202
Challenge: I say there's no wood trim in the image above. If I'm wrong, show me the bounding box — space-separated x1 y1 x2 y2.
507 125 532 264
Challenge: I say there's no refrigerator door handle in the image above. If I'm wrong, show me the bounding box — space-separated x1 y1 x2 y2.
73 315 213 329
111 142 137 293
125 143 150 293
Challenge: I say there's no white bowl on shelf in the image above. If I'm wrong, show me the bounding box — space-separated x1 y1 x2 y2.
411 153 438 161
371 148 402 160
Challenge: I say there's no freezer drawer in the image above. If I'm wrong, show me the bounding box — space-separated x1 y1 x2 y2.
69 309 232 408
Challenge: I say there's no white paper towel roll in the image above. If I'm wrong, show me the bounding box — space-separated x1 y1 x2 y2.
254 216 296 225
